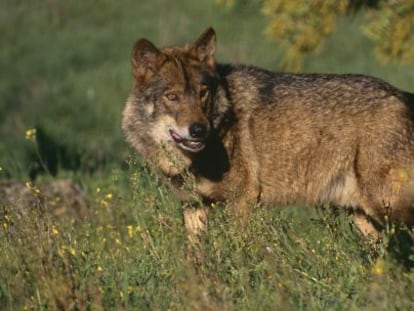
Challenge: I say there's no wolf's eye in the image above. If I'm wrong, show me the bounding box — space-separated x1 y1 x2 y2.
200 85 209 100
165 92 179 101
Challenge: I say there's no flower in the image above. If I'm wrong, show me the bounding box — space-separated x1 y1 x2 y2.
372 259 385 275
52 225 59 236
127 225 134 238
68 247 76 256
25 128 37 140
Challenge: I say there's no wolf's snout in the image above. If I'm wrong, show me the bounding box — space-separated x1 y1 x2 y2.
189 123 208 139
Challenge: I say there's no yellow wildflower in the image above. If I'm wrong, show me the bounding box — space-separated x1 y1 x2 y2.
372 259 385 275
58 246 65 257
68 247 76 256
127 225 134 238
52 226 59 236
25 128 37 140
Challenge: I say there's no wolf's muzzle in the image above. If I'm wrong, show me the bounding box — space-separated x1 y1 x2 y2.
169 128 206 153
189 123 208 139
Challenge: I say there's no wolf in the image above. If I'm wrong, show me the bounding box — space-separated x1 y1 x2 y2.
122 27 414 239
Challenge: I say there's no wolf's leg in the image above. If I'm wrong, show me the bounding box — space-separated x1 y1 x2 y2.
355 135 414 230
183 207 209 263
352 214 380 239
356 166 414 233
183 207 208 244
232 188 259 224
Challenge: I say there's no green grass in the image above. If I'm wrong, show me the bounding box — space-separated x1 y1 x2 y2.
1 1 414 310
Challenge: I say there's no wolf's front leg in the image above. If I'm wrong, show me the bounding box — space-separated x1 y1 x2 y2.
183 207 209 263
197 164 260 216
231 189 261 226
352 214 380 240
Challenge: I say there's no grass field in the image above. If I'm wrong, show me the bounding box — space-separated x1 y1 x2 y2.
1 1 414 310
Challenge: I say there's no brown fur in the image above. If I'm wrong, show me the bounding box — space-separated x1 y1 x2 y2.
122 27 414 237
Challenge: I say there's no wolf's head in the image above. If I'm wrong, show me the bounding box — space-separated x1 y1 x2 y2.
122 28 219 176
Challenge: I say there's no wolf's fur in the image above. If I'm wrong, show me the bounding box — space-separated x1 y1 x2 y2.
122 27 414 237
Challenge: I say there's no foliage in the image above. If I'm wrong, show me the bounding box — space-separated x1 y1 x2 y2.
1 0 414 309
262 0 348 71
1 161 413 310
219 0 414 70
363 1 414 64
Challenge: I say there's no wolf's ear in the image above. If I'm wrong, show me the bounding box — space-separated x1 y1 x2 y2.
131 38 164 77
191 27 216 68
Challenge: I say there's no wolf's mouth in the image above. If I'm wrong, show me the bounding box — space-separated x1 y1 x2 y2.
169 129 206 153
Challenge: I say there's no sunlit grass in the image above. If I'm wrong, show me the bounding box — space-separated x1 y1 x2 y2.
1 1 414 309
1 163 413 309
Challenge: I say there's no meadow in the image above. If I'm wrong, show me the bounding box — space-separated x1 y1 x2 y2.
1 1 413 310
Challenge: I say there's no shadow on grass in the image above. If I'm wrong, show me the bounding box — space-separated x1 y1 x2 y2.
26 126 114 179
387 228 414 270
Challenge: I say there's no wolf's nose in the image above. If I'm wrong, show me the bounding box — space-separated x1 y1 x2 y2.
189 123 207 139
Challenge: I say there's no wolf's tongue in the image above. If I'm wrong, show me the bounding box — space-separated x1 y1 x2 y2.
169 129 183 142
